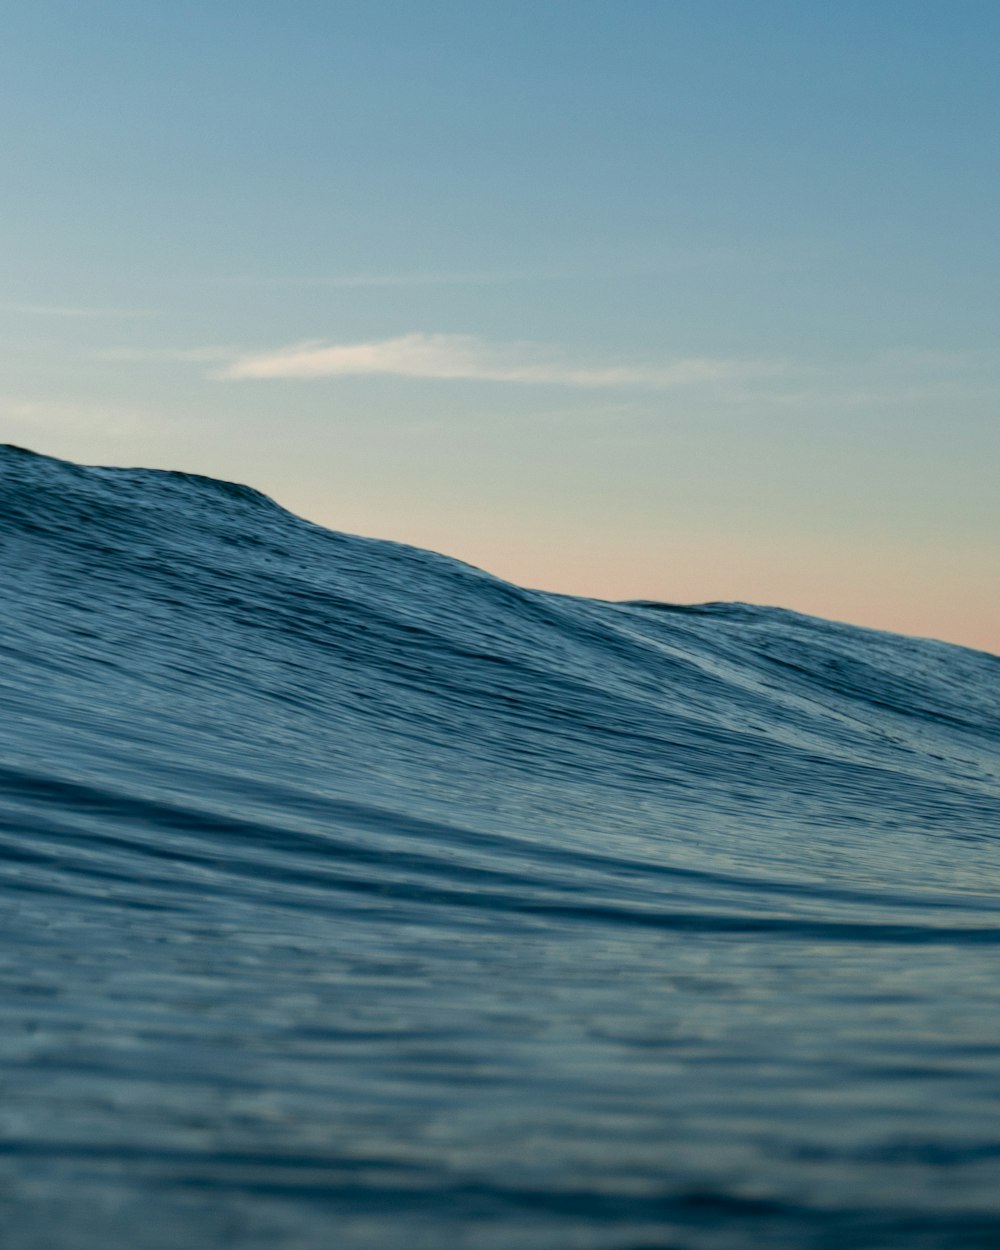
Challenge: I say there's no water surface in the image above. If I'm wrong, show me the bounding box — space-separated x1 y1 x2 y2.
2 444 999 1248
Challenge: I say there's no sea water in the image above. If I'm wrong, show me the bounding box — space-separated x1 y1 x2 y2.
2 444 999 1248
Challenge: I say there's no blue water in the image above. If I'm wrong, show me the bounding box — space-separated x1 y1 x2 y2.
2 443 999 1249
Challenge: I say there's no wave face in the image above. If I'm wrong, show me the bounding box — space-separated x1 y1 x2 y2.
2 443 1000 1249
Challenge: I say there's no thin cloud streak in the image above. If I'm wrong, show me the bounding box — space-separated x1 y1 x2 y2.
209 271 535 288
1 396 152 437
93 346 238 363
0 302 154 318
188 247 790 289
218 333 780 389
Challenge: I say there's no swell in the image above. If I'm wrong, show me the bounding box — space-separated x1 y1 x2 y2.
4 752 1000 945
4 443 1000 1248
3 443 999 917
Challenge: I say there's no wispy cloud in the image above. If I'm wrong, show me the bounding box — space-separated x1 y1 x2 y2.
218 333 780 389
92 345 237 363
1 396 152 437
207 270 535 289
0 302 154 318
191 247 790 289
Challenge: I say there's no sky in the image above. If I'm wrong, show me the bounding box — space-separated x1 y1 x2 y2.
2 1 998 654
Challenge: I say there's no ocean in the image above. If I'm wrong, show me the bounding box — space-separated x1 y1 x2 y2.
2 442 999 1248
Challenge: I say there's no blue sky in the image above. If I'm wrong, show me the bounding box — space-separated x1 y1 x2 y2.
2 1 998 651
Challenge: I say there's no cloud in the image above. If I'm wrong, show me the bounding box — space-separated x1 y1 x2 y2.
0 397 151 437
92 346 237 363
210 270 532 289
218 333 778 389
0 302 154 318
192 247 788 290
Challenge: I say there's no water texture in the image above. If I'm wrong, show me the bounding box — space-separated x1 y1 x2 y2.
1 443 999 1249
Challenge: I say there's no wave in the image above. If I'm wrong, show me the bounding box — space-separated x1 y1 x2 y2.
2 443 999 1249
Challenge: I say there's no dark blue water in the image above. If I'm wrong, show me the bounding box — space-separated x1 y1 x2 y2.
2 443 999 1249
